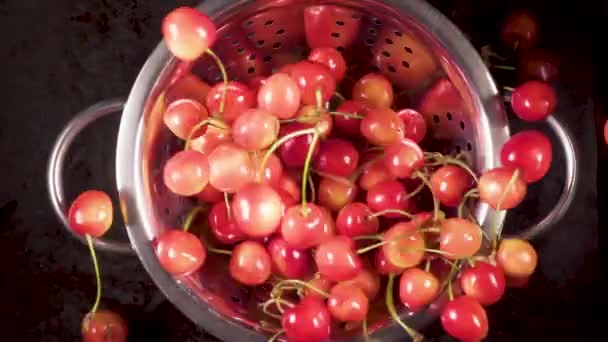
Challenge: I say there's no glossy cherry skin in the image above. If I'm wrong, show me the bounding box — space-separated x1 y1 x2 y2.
281 203 334 249
254 153 284 188
282 296 332 342
288 61 336 106
302 276 334 300
460 262 506 306
518 49 559 82
334 100 369 136
82 310 128 342
430 165 473 207
314 138 359 177
163 99 209 140
384 138 424 179
232 183 282 238
68 190 113 237
375 249 406 275
361 108 404 146
399 268 440 311
207 143 255 193
359 159 396 191
315 236 362 282
352 73 394 109
336 202 379 237
229 240 272 285
511 81 556 121
478 167 527 210
278 122 320 168
276 173 300 203
166 73 210 105
308 47 346 81
155 230 206 275
258 73 302 119
162 7 217 61
440 296 488 342
318 177 358 212
396 109 427 143
328 283 369 322
231 109 279 151
189 126 231 159
163 150 209 196
500 130 552 183
497 238 538 278
341 268 381 299
267 236 312 279
382 222 425 269
206 81 255 123
501 11 538 51
439 218 482 260
208 202 246 244
366 180 409 218
196 184 224 203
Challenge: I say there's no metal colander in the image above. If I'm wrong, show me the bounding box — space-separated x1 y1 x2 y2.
47 0 578 341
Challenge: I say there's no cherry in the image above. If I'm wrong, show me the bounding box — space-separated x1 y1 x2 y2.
496 238 538 278
352 73 394 109
288 61 336 106
296 105 334 139
439 218 482 260
478 167 527 210
396 109 427 143
440 296 488 342
511 81 556 121
162 7 217 61
366 180 409 218
336 202 379 237
258 73 302 119
384 138 424 179
248 75 266 93
267 236 312 279
358 159 396 191
314 138 359 177
411 211 434 227
302 275 334 299
361 108 404 146
166 73 210 105
163 99 209 140
327 283 369 322
460 261 506 306
205 81 255 123
375 249 406 275
501 11 538 51
518 49 559 82
334 100 369 136
253 152 284 188
229 240 272 285
308 47 346 81
318 177 358 212
189 126 231 159
163 150 209 196
500 130 552 183
399 268 439 311
276 173 301 203
232 183 282 238
207 143 254 193
315 236 362 282
68 190 113 237
155 230 206 275
208 202 246 244
382 222 425 269
281 203 334 249
82 310 128 342
341 268 381 300
282 296 332 342
430 165 473 207
278 123 320 168
231 109 279 151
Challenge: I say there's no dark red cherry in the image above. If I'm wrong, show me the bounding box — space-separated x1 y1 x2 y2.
82 310 128 342
267 236 312 279
288 61 336 106
430 165 473 207
500 130 552 183
308 47 347 81
460 262 506 306
511 81 556 122
315 236 362 282
396 108 427 143
314 138 359 177
281 203 335 249
383 138 424 179
334 100 369 136
208 202 246 244
366 180 409 218
501 11 538 51
399 268 440 311
282 296 332 342
440 296 488 342
335 202 379 238
278 123 320 168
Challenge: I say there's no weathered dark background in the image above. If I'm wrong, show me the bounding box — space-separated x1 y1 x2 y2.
0 0 603 341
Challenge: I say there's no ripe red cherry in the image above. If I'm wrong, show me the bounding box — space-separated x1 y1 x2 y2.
166 73 210 105
308 47 346 81
327 283 369 322
207 143 254 193
399 268 440 311
396 109 427 143
336 202 379 237
68 190 113 237
281 203 334 249
258 73 301 119
82 310 128 342
430 165 473 207
497 238 538 278
229 240 272 285
366 180 409 218
478 167 527 210
276 173 301 202
163 150 209 196
501 11 538 51
189 126 231 159
155 230 206 275
162 7 217 61
288 61 336 106
342 269 381 299
361 108 404 146
282 296 332 342
231 109 279 151
384 138 424 178
440 296 488 342
382 222 425 268
248 76 266 93
318 177 358 212
375 249 406 275
315 236 362 282
460 262 506 306
352 73 394 109
314 138 359 177
334 100 369 136
296 105 334 139
253 153 284 188
439 218 482 260
163 99 209 140
196 184 224 203
278 123 320 168
511 81 556 121
232 183 282 238
302 276 334 300
518 49 559 82
208 202 246 244
205 81 255 123
359 159 396 191
268 236 312 279
500 130 552 183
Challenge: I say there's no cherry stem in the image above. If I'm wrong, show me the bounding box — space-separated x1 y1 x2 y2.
418 227 440 234
183 206 205 232
268 329 285 342
224 193 232 220
353 234 383 241
333 92 346 103
312 169 353 187
279 118 298 124
184 118 228 150
258 128 318 181
207 247 232 255
403 182 425 201
492 65 516 71
362 318 370 342
369 209 413 219
357 240 388 254
414 171 440 221
273 279 330 298
443 157 479 184
315 88 323 111
493 169 520 246
328 111 365 120
503 85 515 92
457 188 480 218
447 261 460 301
386 273 423 340
308 175 316 203
262 297 294 319
205 49 228 115
85 234 101 314
301 132 320 212
424 258 431 272
467 258 476 267
349 153 384 182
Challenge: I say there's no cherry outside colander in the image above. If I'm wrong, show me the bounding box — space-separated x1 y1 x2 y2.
47 0 578 340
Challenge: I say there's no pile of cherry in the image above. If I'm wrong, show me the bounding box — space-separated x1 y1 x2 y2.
68 6 558 342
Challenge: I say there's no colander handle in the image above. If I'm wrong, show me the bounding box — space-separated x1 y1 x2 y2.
47 99 134 255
